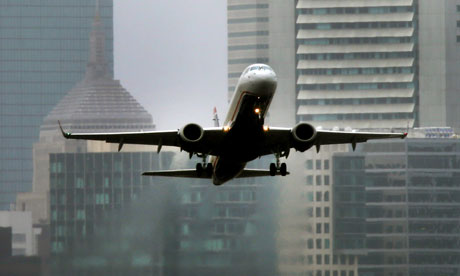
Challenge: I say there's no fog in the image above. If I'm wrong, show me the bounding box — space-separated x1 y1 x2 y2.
114 1 229 129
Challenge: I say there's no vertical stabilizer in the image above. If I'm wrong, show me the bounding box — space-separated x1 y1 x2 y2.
213 107 220 127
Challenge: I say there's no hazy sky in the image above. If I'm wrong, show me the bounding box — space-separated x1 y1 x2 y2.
114 1 228 129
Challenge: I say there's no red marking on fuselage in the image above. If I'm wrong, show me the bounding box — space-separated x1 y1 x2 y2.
230 91 257 123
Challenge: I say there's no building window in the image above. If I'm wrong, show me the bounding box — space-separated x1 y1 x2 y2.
308 255 313 264
307 175 313 185
316 175 322 185
316 223 322 233
316 207 321 217
325 223 330 233
307 160 313 169
325 239 330 249
316 191 322 201
307 207 313 217
316 239 322 249
457 5 460 12
325 191 330 201
324 160 330 169
325 207 330 217
316 160 322 169
316 254 322 265
308 239 314 249
325 255 330 265
324 175 330 185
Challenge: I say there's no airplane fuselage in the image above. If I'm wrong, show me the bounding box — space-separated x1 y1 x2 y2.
212 64 277 185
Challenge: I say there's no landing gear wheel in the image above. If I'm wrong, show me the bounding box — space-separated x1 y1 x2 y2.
280 163 287 176
196 163 203 177
269 163 277 176
205 163 213 176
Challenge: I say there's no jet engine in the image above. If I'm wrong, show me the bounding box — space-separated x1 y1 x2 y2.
179 123 204 144
291 123 317 152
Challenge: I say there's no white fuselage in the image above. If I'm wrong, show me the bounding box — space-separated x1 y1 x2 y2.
211 64 277 185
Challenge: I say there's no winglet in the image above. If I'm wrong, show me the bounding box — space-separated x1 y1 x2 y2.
402 132 408 139
58 121 71 138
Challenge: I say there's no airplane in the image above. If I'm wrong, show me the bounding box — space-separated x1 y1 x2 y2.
59 63 407 186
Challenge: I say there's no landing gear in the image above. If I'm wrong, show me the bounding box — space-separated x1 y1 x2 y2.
194 153 214 177
196 163 204 177
269 152 288 176
196 162 213 177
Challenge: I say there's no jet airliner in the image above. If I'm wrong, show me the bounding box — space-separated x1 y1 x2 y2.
60 64 407 185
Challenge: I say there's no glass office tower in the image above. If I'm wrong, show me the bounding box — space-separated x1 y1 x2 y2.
0 0 114 209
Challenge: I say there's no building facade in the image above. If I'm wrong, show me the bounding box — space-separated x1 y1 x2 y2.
0 0 114 210
49 151 175 275
295 0 418 130
333 133 460 276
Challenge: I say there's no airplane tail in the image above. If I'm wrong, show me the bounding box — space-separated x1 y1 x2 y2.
213 107 220 127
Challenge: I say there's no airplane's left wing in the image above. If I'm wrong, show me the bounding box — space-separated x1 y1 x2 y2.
58 121 224 154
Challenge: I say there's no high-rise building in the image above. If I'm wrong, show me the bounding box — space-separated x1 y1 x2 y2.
295 0 417 129
333 129 460 276
16 5 154 225
0 0 114 210
418 0 460 131
50 151 175 275
227 0 296 126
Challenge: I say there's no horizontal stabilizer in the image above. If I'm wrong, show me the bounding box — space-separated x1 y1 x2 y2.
143 169 211 179
142 169 289 179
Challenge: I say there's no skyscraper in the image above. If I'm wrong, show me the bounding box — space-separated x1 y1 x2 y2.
295 0 417 129
0 0 114 210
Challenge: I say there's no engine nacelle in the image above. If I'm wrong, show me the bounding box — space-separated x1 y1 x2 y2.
179 123 204 144
291 123 317 152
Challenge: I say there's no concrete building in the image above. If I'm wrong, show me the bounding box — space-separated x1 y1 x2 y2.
0 211 35 256
0 0 114 210
295 0 417 130
333 128 460 276
418 0 460 132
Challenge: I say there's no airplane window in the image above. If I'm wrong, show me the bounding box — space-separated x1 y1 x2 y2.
250 67 258 71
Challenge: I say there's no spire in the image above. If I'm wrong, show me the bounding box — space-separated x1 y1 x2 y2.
84 0 109 81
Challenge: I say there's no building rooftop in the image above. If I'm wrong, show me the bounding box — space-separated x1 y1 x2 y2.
41 9 154 134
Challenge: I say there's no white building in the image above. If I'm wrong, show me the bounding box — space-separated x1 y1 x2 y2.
0 211 35 256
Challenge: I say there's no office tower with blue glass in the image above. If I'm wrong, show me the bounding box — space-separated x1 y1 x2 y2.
0 0 114 210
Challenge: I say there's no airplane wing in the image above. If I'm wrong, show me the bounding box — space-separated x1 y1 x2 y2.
263 127 407 154
143 169 289 178
58 121 224 154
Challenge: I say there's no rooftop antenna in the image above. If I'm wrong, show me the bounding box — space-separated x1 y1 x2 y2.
95 0 100 15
